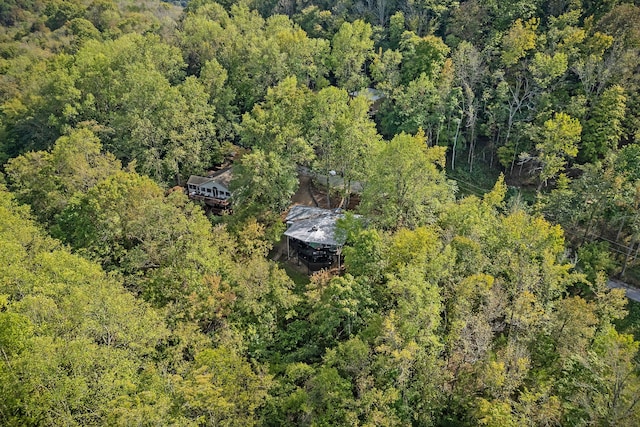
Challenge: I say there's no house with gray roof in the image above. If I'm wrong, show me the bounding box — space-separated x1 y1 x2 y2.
186 168 233 200
284 206 354 271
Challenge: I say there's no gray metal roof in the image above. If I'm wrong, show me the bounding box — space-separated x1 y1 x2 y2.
209 168 233 188
187 168 233 189
284 206 347 247
285 205 341 224
187 175 212 186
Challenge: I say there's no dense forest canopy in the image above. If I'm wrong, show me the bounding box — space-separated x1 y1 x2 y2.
2 0 640 425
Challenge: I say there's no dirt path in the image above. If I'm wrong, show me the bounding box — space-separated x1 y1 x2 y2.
293 169 361 210
271 173 317 264
291 173 317 207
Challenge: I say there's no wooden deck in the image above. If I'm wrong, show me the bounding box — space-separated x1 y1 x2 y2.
188 193 231 214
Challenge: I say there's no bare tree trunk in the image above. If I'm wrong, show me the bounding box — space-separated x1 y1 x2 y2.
452 115 462 171
507 118 517 174
491 130 500 169
621 239 636 277
537 177 545 192
506 76 537 174
616 217 628 243
343 175 352 209
326 174 331 209
467 116 477 173
582 201 600 245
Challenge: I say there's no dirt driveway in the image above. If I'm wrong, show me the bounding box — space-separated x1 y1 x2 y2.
291 173 317 207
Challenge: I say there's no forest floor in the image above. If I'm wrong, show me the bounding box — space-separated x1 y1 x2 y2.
290 173 317 207
290 169 361 210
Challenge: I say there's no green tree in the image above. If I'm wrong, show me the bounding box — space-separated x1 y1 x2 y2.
54 171 233 317
175 346 272 426
107 65 216 183
388 11 405 49
401 0 458 35
330 20 374 92
577 241 617 283
306 274 375 349
452 41 485 171
307 366 358 425
370 48 403 94
238 76 313 164
341 226 387 284
1 55 81 160
44 0 85 31
225 225 299 356
529 51 568 89
399 32 450 84
230 149 299 224
381 71 457 144
501 18 539 67
180 3 329 109
561 326 640 426
580 84 626 162
199 58 238 143
308 86 380 207
0 187 175 426
2 32 222 184
360 131 454 229
533 112 582 189
5 128 121 224
322 338 402 426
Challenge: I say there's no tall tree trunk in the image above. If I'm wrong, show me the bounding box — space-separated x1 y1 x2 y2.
621 239 636 277
616 217 628 243
326 174 331 209
467 116 477 173
452 115 462 171
582 202 600 245
507 120 517 174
